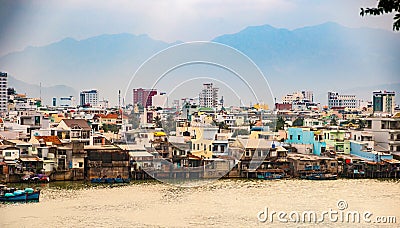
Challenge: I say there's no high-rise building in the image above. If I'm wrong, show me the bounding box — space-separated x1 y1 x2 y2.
80 90 98 107
152 92 168 108
328 92 357 109
302 91 314 102
60 96 75 107
373 91 395 116
133 88 157 108
52 97 57 107
0 72 7 113
199 83 219 108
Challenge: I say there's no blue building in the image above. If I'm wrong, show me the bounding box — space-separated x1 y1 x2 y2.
286 128 326 156
350 141 393 162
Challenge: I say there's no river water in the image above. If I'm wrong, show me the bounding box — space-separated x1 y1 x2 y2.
0 179 399 227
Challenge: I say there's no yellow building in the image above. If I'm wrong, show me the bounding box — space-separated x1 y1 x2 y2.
190 127 219 159
253 103 269 110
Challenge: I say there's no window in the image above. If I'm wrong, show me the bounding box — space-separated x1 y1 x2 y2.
290 135 293 140
79 162 83 168
5 151 11 157
209 145 211 151
245 150 250 157
298 135 301 140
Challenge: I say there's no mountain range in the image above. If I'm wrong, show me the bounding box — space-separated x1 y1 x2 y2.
1 22 399 105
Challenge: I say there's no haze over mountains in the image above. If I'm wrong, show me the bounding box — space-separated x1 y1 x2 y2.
1 22 399 106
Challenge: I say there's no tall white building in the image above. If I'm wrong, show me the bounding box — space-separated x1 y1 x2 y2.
80 90 98 107
282 91 303 104
152 92 168 108
328 92 357 109
60 96 75 107
0 72 7 113
373 91 395 116
199 83 219 108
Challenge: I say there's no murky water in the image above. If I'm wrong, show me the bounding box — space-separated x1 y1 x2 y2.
1 179 399 227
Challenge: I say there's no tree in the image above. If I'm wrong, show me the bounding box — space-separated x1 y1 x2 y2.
102 124 119 133
249 120 256 131
358 119 366 129
292 118 304 127
163 114 176 133
360 0 400 31
217 121 229 131
275 116 285 131
330 117 338 126
153 116 162 128
128 112 140 129
232 129 249 137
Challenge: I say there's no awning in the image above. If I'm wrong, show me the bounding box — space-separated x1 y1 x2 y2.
382 159 400 164
4 160 17 165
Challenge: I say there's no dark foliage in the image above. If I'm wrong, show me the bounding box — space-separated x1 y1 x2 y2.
361 0 400 31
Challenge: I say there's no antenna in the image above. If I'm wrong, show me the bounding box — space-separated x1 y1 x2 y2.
118 90 121 109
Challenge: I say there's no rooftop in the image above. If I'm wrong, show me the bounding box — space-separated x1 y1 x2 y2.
61 119 91 130
34 136 62 145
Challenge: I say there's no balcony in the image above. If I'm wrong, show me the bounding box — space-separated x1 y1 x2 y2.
388 129 400 133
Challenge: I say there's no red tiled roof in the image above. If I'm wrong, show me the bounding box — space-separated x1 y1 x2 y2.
104 113 119 119
95 114 106 118
103 113 129 119
34 136 62 145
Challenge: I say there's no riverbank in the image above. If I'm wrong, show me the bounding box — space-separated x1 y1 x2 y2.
1 179 399 227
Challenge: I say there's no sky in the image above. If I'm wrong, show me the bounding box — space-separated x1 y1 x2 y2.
0 0 396 57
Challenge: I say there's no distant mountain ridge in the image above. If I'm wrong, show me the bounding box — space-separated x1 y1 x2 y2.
8 75 78 104
212 22 399 89
1 22 399 105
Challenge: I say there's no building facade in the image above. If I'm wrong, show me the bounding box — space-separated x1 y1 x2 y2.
286 128 326 155
0 72 7 113
282 91 313 104
152 92 167 108
328 92 357 109
365 117 400 153
373 90 395 116
199 83 219 108
133 88 157 108
80 90 98 107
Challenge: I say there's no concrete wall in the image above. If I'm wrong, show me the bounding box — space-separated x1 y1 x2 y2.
350 141 393 162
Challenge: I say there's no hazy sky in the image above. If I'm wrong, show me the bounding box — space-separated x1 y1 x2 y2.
0 0 395 56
